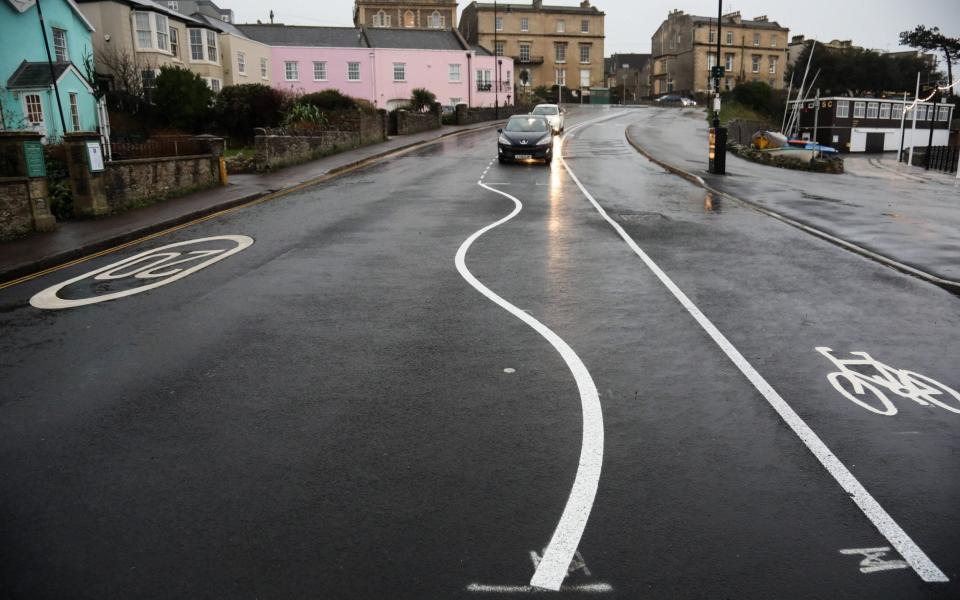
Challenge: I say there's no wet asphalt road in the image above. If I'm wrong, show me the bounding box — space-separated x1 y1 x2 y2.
1 106 958 599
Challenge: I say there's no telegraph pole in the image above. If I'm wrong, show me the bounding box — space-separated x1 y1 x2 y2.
708 0 727 174
36 0 68 137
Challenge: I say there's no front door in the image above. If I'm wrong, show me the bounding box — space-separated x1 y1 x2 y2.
865 132 885 153
22 92 47 139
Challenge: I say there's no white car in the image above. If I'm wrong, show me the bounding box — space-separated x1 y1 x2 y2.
531 104 564 133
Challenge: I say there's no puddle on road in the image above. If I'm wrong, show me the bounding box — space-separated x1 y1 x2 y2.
704 192 723 213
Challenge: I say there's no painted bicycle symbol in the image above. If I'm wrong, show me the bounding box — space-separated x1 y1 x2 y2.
816 347 960 416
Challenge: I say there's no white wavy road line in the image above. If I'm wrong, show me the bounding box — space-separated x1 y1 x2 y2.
560 113 948 584
456 160 604 592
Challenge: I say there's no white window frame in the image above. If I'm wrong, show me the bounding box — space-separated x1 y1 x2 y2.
879 103 890 119
69 92 80 131
707 53 717 71
133 11 174 54
476 69 492 91
938 106 950 122
917 105 927 121
284 61 299 81
169 27 179 58
189 28 203 60
135 12 154 50
768 56 777 74
579 68 590 88
555 67 566 87
771 35 778 47
581 19 589 33
348 62 361 81
52 28 69 62
260 57 269 79
753 33 761 46
726 31 733 45
393 62 406 82
429 10 444 28
167 1 179 10
725 54 733 70
448 63 461 82
866 102 879 119
495 16 503 31
556 19 565 33
836 100 849 118
155 14 169 51
891 103 903 120
206 30 218 64
579 44 590 64
708 29 716 44
495 41 504 57
519 43 531 62
751 55 760 73
555 43 566 64
520 17 529 32
23 93 44 125
373 10 391 28
853 102 866 119
237 51 246 75
205 77 221 93
313 61 327 81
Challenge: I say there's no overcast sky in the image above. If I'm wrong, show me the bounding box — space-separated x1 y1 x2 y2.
226 0 960 56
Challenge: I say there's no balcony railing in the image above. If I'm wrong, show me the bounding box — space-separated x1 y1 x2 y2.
512 55 545 65
477 82 492 91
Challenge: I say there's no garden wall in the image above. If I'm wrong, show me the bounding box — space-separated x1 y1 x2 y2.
0 178 34 240
455 105 531 126
396 110 441 136
253 110 388 171
103 155 220 212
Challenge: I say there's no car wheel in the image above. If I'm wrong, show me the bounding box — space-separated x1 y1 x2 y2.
544 157 552 165
498 157 507 164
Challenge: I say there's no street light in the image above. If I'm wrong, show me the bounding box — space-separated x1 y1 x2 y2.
708 0 727 175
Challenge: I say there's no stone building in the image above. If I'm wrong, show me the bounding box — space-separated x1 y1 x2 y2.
459 0 605 99
354 0 458 29
651 10 789 97
606 53 652 102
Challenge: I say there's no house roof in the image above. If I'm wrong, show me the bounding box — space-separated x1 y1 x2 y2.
363 27 466 50
6 60 93 92
236 24 367 47
610 53 651 70
469 2 604 15
75 0 210 28
192 12 246 37
4 0 95 31
690 15 786 31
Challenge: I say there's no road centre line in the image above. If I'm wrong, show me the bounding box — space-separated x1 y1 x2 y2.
557 118 949 584
459 153 605 591
466 583 613 593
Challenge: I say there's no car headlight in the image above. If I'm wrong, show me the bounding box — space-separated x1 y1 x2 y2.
536 134 553 146
498 134 510 145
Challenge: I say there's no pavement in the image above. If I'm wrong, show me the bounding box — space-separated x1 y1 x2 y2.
1 106 959 598
624 107 960 289
0 120 504 285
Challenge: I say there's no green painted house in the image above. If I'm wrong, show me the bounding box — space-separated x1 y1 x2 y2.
0 0 100 141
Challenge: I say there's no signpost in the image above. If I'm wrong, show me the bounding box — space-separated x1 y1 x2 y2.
85 141 105 172
708 0 727 175
23 140 46 178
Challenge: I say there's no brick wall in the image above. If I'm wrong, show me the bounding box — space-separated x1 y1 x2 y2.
0 178 33 240
103 156 220 213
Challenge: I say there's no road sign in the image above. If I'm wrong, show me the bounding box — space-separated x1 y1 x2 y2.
711 66 725 79
23 141 46 178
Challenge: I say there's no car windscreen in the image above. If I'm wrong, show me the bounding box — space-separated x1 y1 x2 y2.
532 106 559 115
505 117 549 132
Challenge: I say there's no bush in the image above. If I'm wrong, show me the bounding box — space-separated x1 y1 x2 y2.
409 88 437 112
723 81 784 121
153 66 213 132
213 84 286 140
300 89 365 112
282 103 328 130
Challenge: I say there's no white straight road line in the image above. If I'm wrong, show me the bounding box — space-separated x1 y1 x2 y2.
459 164 604 591
466 583 613 593
557 118 949 584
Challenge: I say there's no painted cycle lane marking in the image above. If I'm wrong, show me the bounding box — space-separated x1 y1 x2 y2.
558 116 949 584
30 235 253 309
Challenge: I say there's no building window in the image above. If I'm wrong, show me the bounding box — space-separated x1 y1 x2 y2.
555 43 566 63
206 30 218 63
726 31 733 45
724 77 732 91
938 106 950 122
495 16 503 31
725 54 734 70
667 78 674 92
555 67 566 86
207 78 221 93
708 29 715 44
135 12 153 49
189 29 203 60
891 103 903 120
879 103 890 119
866 102 878 118
450 97 462 106
853 102 866 118
520 17 528 32
519 43 531 62
155 14 169 51
768 56 777 74
753 33 761 46
495 41 504 56
170 27 179 58
580 68 590 88
579 44 590 64
221 14 231 23
676 32 681 47
429 11 444 28
373 10 390 27
24 94 43 124
141 69 157 101
284 61 299 81
404 10 415 28
556 19 565 33
237 51 246 75
836 100 849 118
476 69 492 91
69 93 80 131
449 63 460 82
167 0 178 9
313 61 327 81
260 57 268 79
751 55 760 73
771 35 778 47
581 19 589 33
348 62 360 81
393 62 406 81
52 28 69 62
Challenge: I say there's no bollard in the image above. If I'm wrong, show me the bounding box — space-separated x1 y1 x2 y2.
219 156 228 186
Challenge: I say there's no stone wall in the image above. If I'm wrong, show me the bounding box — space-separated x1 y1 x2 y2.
455 104 531 126
727 119 775 145
103 155 220 213
396 109 441 136
0 178 33 240
252 110 387 171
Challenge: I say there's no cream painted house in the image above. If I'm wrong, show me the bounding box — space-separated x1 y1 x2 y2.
191 13 271 86
76 0 225 93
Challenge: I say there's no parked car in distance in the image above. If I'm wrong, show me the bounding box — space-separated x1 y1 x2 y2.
656 94 697 107
498 115 554 165
531 104 564 133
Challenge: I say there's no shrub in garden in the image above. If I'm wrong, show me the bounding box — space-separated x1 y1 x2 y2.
409 88 437 112
153 66 213 133
213 84 286 140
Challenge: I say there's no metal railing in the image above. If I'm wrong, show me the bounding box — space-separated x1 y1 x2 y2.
108 137 210 161
901 145 959 175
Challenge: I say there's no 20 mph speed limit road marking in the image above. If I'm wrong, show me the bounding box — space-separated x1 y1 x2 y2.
30 235 253 310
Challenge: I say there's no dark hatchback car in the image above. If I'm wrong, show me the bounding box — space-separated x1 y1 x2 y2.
497 115 554 165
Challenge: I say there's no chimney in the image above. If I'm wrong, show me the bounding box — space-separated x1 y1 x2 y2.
722 10 741 24
580 0 591 7
532 0 542 8
753 15 768 23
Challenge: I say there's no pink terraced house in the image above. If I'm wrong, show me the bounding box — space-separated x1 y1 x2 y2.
237 25 507 109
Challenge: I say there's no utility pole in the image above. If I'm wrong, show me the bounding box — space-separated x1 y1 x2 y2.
925 85 938 170
897 92 908 162
494 0 499 119
36 0 67 138
708 0 726 174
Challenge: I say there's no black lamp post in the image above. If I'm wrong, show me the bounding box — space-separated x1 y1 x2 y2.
494 1 499 118
708 0 727 174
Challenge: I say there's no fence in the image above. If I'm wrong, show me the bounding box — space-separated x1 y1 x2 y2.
108 137 212 161
901 145 959 175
